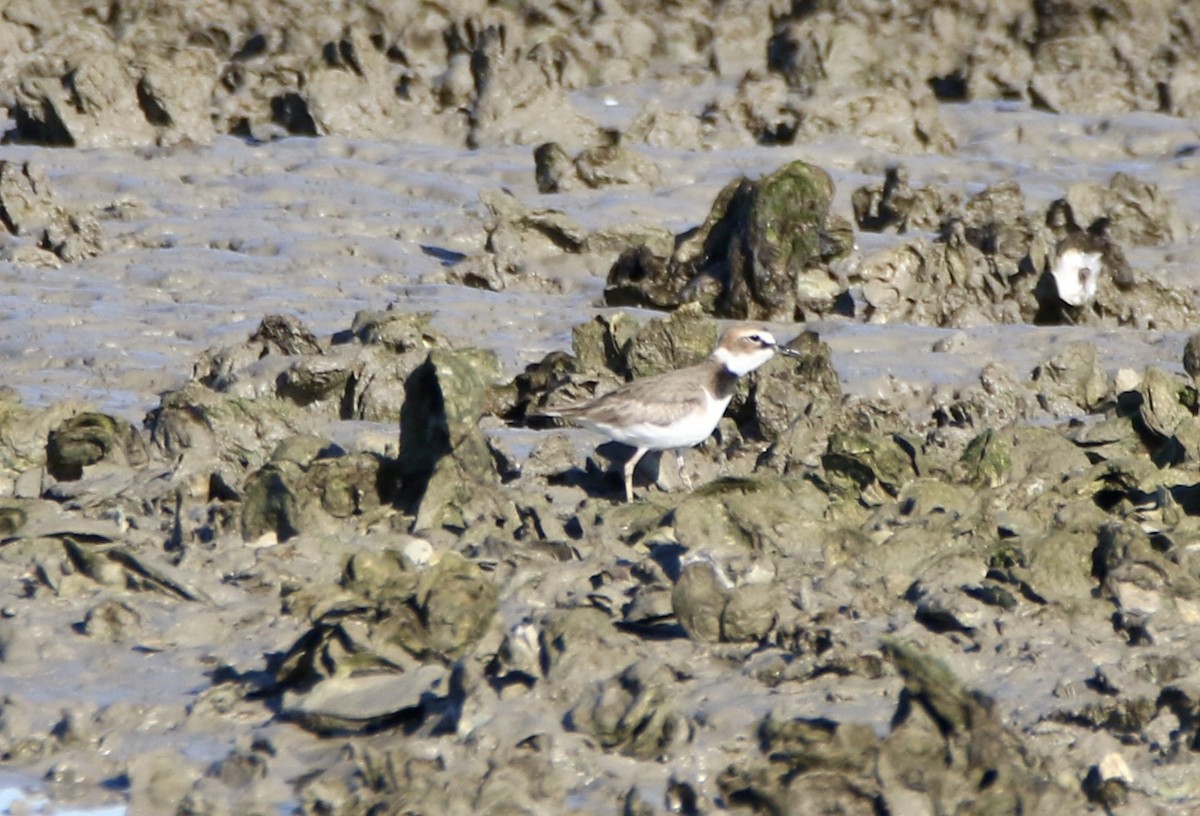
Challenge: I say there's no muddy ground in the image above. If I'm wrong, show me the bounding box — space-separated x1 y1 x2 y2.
1 2 1200 814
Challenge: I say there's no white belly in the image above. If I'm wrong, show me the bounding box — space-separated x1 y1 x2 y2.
579 392 731 451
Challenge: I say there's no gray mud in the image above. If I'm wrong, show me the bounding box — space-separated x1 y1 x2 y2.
2 3 1200 815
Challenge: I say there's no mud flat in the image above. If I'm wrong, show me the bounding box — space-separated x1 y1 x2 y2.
2 2 1200 814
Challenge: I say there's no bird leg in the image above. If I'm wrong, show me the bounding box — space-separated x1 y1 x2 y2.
674 449 693 491
623 447 648 502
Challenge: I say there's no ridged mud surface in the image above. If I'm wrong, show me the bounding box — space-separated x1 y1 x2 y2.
1 3 1200 814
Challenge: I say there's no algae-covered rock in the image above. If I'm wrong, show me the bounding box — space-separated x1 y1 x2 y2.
718 641 1087 814
879 641 1084 813
1132 366 1200 464
240 460 303 543
148 382 308 469
240 440 387 543
716 160 838 320
567 660 692 760
748 330 842 445
46 412 148 482
274 551 497 733
821 431 919 504
398 349 510 532
1031 340 1109 414
402 552 501 660
670 558 729 643
959 425 1090 488
0 393 85 488
666 476 829 559
349 309 446 354
570 313 641 375
1094 520 1200 642
605 159 847 320
622 306 717 380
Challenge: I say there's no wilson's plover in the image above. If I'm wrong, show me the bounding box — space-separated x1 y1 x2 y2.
535 325 800 501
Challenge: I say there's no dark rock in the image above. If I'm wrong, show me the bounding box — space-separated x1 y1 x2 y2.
249 314 323 357
1184 333 1200 380
46 413 148 482
852 165 958 233
605 244 694 311
534 134 662 193
534 141 576 193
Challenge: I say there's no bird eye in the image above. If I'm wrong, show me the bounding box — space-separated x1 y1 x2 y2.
748 334 761 343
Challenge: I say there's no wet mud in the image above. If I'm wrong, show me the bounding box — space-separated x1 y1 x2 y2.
2 2 1200 814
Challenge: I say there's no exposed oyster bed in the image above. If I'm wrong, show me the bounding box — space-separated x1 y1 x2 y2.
2 2 1200 814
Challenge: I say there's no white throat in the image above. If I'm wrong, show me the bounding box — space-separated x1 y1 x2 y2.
713 345 776 376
